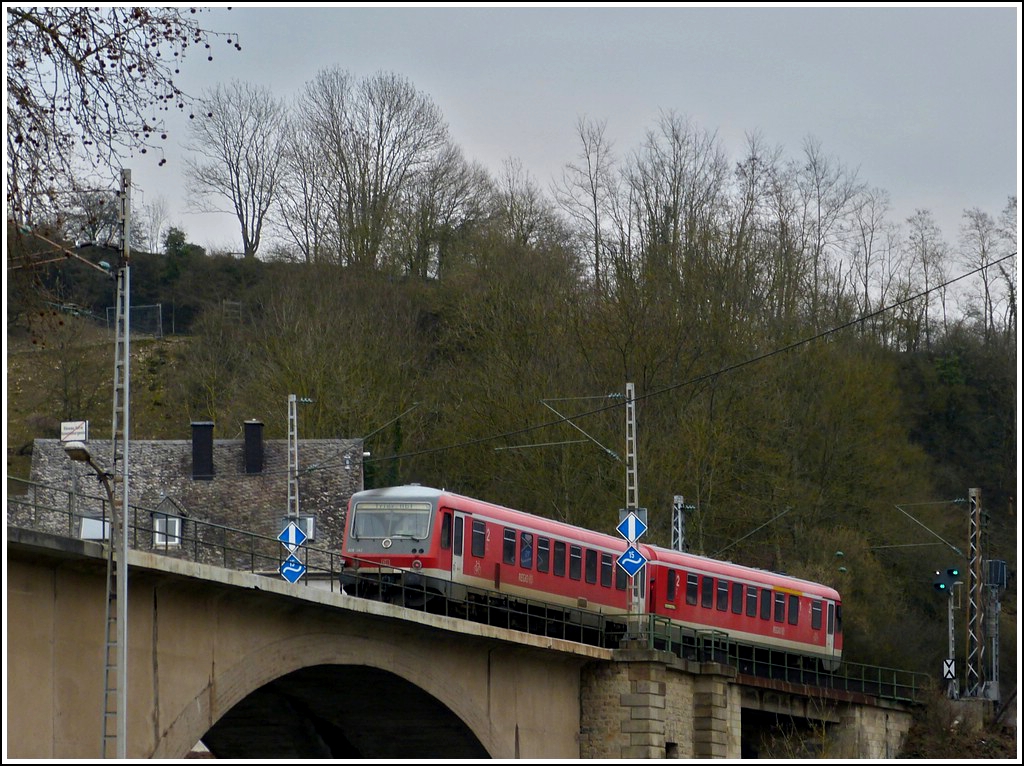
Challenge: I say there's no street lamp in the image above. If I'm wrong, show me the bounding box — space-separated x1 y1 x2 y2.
64 439 127 758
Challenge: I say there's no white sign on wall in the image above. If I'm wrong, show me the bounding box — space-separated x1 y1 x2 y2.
61 421 89 442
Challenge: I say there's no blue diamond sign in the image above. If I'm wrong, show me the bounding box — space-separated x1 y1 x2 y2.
278 520 307 552
280 553 306 584
617 545 647 577
616 512 647 543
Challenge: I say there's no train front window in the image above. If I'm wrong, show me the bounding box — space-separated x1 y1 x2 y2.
352 501 432 539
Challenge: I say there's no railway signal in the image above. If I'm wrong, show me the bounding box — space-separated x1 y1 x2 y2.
933 566 961 593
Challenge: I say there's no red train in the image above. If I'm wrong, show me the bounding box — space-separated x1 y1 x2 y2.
340 485 843 670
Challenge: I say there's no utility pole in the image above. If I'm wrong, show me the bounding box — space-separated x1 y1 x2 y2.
286 395 313 524
965 488 984 697
106 168 132 759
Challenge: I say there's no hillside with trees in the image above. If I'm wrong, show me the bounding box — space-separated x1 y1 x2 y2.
5 7 1017 757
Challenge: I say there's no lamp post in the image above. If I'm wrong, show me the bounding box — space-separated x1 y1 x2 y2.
64 439 127 758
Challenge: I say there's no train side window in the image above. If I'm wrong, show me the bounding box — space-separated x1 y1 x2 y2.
440 512 452 550
701 575 714 608
811 600 823 630
716 579 729 611
760 589 771 620
537 537 550 573
615 563 628 590
471 519 486 557
453 515 464 555
686 573 698 605
835 605 842 633
600 553 613 587
774 592 786 622
520 531 534 569
666 570 677 601
746 585 758 617
569 545 582 580
585 549 598 584
731 582 743 614
827 603 835 634
503 528 516 565
554 541 566 577
788 594 799 625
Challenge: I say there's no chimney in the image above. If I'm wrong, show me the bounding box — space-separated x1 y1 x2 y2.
244 420 264 474
191 421 214 480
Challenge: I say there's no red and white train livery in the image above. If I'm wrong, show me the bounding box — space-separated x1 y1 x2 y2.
340 485 842 668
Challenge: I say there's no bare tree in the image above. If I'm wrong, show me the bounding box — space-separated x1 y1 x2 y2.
137 194 171 254
905 209 950 347
994 196 1017 340
552 116 617 293
275 114 332 264
959 207 1000 341
391 143 492 279
186 80 287 259
297 68 451 269
5 6 239 227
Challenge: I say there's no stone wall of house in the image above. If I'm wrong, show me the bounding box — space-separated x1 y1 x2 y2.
18 427 364 572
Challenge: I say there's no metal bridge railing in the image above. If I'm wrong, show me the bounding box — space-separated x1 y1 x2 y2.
7 476 932 703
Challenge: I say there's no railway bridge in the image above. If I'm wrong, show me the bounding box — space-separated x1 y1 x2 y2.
7 524 920 759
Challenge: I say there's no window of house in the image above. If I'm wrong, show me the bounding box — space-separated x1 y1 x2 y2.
153 514 181 547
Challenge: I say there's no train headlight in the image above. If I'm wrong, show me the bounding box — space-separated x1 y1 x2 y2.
412 559 423 570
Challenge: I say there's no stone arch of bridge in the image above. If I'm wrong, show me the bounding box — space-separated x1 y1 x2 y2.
152 629 496 758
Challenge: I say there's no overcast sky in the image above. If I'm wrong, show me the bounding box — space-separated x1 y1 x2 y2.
128 3 1020 256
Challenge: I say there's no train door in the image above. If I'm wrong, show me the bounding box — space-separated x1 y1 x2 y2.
451 511 468 581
